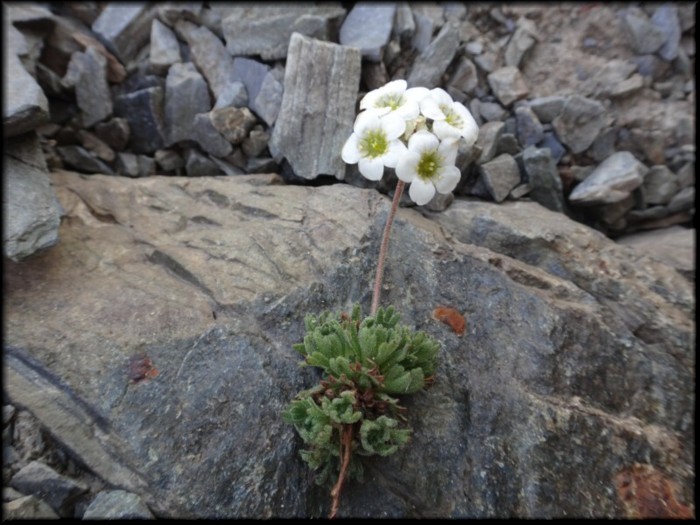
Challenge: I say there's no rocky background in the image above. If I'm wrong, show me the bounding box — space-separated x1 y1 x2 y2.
2 1 696 520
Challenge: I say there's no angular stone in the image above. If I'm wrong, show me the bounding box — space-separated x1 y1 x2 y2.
193 113 232 158
411 12 434 52
10 461 88 517
393 2 416 43
651 5 681 62
78 130 115 162
2 495 60 519
150 18 181 75
487 66 529 106
504 16 537 68
569 151 648 205
213 81 247 110
621 7 666 55
339 3 396 62
82 490 154 520
241 126 270 159
164 62 211 146
62 47 112 127
407 21 460 88
515 106 544 148
154 149 184 172
184 148 221 176
478 153 521 203
115 152 140 177
588 127 617 163
94 117 131 151
520 146 565 212
475 121 505 164
70 31 127 84
536 132 566 165
643 165 679 205
223 5 346 61
230 57 282 126
269 32 361 180
526 96 566 124
174 20 234 100
252 68 284 126
113 87 166 154
608 73 644 98
479 101 507 122
447 56 478 95
209 107 256 145
3 51 49 137
91 3 155 64
3 134 61 262
156 2 202 27
56 145 115 175
666 187 694 214
552 95 610 154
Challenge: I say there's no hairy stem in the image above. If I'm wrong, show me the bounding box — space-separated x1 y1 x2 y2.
329 423 354 519
371 180 405 315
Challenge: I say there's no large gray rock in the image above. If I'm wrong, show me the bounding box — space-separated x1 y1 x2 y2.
3 171 694 518
339 3 396 62
91 3 155 64
149 18 181 75
164 62 211 146
174 20 235 101
3 45 49 137
520 146 566 213
407 21 460 88
552 95 611 155
269 33 361 180
10 461 87 517
62 47 113 128
82 490 154 520
487 66 529 106
569 151 648 205
113 87 166 155
223 5 346 61
3 134 62 262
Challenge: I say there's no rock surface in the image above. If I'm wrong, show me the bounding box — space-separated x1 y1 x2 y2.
3 171 694 519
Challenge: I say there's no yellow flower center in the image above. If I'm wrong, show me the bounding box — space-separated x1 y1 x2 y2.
416 150 442 181
440 104 464 129
359 128 389 158
376 93 405 111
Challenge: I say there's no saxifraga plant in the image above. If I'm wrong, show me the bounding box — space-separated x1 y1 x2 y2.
282 304 439 516
283 79 479 518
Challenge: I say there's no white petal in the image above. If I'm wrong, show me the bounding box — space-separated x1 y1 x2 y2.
382 139 408 168
456 105 479 146
395 100 420 121
408 178 436 205
341 134 361 164
358 157 385 181
434 166 461 193
420 97 445 120
354 110 379 133
433 119 461 141
381 112 407 140
430 87 454 106
383 79 407 94
438 140 459 165
408 130 439 152
405 86 430 103
359 90 377 110
396 151 420 182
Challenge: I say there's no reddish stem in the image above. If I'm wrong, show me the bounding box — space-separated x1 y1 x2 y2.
371 180 405 315
329 424 354 519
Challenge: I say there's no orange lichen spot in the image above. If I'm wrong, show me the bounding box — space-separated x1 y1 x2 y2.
432 306 466 336
614 463 694 519
127 352 159 384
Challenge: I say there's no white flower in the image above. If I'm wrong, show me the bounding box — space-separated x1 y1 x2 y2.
420 88 479 147
395 130 461 205
341 109 407 181
360 79 430 121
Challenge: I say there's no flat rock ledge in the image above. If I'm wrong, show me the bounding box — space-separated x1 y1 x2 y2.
3 171 694 519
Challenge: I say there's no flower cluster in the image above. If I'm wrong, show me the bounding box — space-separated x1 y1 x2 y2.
342 80 479 205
